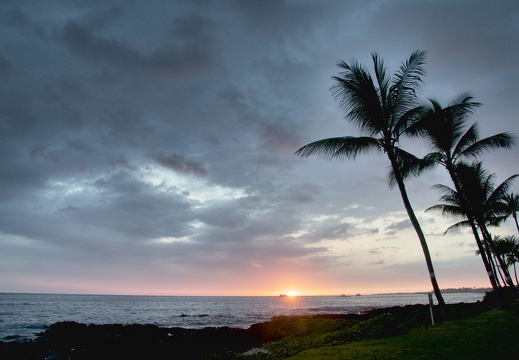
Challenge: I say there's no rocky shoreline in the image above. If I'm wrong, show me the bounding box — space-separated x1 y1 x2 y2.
0 301 491 360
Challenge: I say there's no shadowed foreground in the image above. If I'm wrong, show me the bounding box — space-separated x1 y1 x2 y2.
288 304 519 360
0 300 516 359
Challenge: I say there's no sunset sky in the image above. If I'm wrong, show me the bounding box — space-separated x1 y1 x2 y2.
1 0 518 297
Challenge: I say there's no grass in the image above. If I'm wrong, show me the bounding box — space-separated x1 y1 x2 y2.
286 307 519 359
220 301 519 360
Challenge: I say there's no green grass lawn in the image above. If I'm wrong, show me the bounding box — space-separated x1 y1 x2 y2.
286 307 519 359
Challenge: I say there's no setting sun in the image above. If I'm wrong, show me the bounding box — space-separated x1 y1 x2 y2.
286 290 297 297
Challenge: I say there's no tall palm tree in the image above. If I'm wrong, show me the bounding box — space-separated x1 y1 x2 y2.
295 50 446 310
427 162 518 290
406 94 516 305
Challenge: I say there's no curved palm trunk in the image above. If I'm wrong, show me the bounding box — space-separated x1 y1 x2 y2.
388 152 447 312
446 166 503 307
472 225 502 302
487 245 506 287
486 244 504 287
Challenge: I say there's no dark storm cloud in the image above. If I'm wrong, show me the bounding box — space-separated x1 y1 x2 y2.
153 152 208 177
55 13 217 75
1 0 518 294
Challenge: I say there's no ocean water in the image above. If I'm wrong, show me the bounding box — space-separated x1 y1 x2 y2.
0 292 485 341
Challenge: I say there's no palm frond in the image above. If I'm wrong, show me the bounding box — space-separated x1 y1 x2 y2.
394 105 424 137
403 102 432 137
422 152 445 165
390 50 427 123
425 204 465 217
460 132 516 158
487 174 519 208
443 220 471 234
486 214 508 227
372 52 390 107
388 147 436 187
431 183 458 198
331 61 384 135
499 192 519 216
452 123 479 160
444 93 481 120
294 136 381 161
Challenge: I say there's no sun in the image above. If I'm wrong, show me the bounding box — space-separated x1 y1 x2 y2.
287 290 296 297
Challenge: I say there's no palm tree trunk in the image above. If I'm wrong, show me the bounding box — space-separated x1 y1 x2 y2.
481 226 515 287
480 236 502 287
488 247 504 287
388 152 446 312
494 257 507 286
513 262 518 287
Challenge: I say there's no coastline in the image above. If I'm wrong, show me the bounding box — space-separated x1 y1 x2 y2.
0 291 487 341
0 300 492 360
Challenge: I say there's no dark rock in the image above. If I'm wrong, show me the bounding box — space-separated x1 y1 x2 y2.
0 302 491 360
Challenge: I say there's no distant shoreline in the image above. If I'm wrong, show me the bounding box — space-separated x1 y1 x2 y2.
0 288 491 297
373 288 492 296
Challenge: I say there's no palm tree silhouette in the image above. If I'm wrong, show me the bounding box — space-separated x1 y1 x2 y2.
427 162 518 291
295 50 446 310
407 94 516 306
492 236 519 287
500 235 519 285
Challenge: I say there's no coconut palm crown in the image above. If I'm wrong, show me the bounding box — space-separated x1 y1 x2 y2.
407 93 515 172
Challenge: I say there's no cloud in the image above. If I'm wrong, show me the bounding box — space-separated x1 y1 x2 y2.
0 55 13 76
153 152 208 177
57 206 79 213
0 0 517 295
370 260 386 265
385 219 412 235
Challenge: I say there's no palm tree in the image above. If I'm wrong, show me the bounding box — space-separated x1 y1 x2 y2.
501 235 519 285
406 94 516 304
294 50 447 310
500 193 519 233
459 163 518 289
475 238 505 287
492 236 518 286
427 162 518 290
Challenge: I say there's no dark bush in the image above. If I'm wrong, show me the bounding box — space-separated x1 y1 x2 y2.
482 287 519 308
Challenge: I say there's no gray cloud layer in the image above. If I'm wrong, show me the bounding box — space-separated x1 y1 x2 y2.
1 0 518 295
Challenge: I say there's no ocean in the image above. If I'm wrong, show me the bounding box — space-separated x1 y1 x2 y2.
0 292 485 341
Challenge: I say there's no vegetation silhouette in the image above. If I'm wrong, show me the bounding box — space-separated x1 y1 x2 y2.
407 94 516 307
491 235 519 286
501 193 519 233
295 50 446 311
427 161 519 306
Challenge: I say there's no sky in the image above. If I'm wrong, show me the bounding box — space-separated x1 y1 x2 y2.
1 0 518 297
